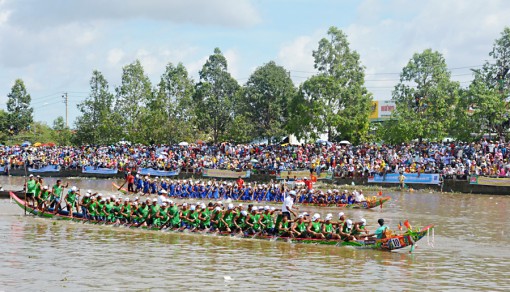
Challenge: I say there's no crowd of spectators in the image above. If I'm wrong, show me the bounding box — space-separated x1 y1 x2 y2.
1 139 510 179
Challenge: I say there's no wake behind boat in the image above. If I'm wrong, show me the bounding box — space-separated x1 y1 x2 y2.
10 192 432 252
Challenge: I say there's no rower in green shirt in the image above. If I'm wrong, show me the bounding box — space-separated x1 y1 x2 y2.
149 199 160 226
158 203 170 227
25 174 37 207
88 197 98 220
97 197 107 221
81 191 92 219
261 206 275 235
103 198 115 222
34 178 42 207
210 206 223 232
179 203 190 230
291 215 308 238
307 213 325 239
121 199 132 223
51 180 68 213
198 204 211 229
135 201 150 226
233 210 248 234
277 215 292 237
246 208 261 235
36 185 51 211
168 201 181 229
220 205 235 233
187 205 200 231
65 186 79 218
112 200 123 223
321 213 340 240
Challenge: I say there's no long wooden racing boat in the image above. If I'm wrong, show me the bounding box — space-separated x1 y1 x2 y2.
112 182 390 210
10 192 432 252
297 197 390 209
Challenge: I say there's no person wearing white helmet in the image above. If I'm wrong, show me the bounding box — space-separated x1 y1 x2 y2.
338 219 355 241
277 214 292 237
147 199 160 226
219 203 236 233
307 213 325 239
178 203 191 231
36 185 51 212
120 198 133 224
132 199 150 227
290 213 308 238
245 208 262 235
156 201 170 228
350 218 369 240
232 209 248 234
260 205 275 234
210 206 223 232
198 203 212 229
186 205 200 231
64 186 80 218
157 190 167 206
322 213 340 240
281 190 298 220
165 200 180 229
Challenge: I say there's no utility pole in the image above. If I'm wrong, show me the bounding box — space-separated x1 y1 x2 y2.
62 92 68 128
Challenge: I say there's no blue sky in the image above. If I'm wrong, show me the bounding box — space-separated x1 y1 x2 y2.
0 0 509 126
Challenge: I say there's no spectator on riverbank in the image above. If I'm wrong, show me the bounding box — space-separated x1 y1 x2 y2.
2 139 510 180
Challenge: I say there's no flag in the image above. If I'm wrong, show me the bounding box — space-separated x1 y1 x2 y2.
404 220 412 229
378 190 383 196
398 222 403 231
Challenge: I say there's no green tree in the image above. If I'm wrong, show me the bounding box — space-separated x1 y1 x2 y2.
194 48 240 143
153 62 197 143
390 49 460 142
288 27 372 143
466 27 510 139
75 70 122 144
0 109 9 143
243 61 295 141
114 60 153 142
6 79 33 134
51 116 72 145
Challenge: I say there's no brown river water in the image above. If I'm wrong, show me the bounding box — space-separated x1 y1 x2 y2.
0 176 509 291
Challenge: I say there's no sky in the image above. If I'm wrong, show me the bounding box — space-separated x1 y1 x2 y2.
0 0 509 126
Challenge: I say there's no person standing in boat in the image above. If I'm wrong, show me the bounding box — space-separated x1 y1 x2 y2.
25 174 37 208
64 186 79 218
399 172 406 190
281 190 298 220
50 179 68 212
126 172 135 193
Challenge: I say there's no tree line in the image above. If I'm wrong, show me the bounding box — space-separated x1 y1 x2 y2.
3 26 510 145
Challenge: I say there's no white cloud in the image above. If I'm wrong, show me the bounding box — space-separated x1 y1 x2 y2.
107 48 125 66
276 0 510 99
224 49 241 80
276 32 321 84
3 0 261 29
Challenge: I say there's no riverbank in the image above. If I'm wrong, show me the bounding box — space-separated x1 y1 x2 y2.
2 168 508 196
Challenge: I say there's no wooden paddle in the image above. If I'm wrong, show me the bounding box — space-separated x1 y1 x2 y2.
117 180 127 191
